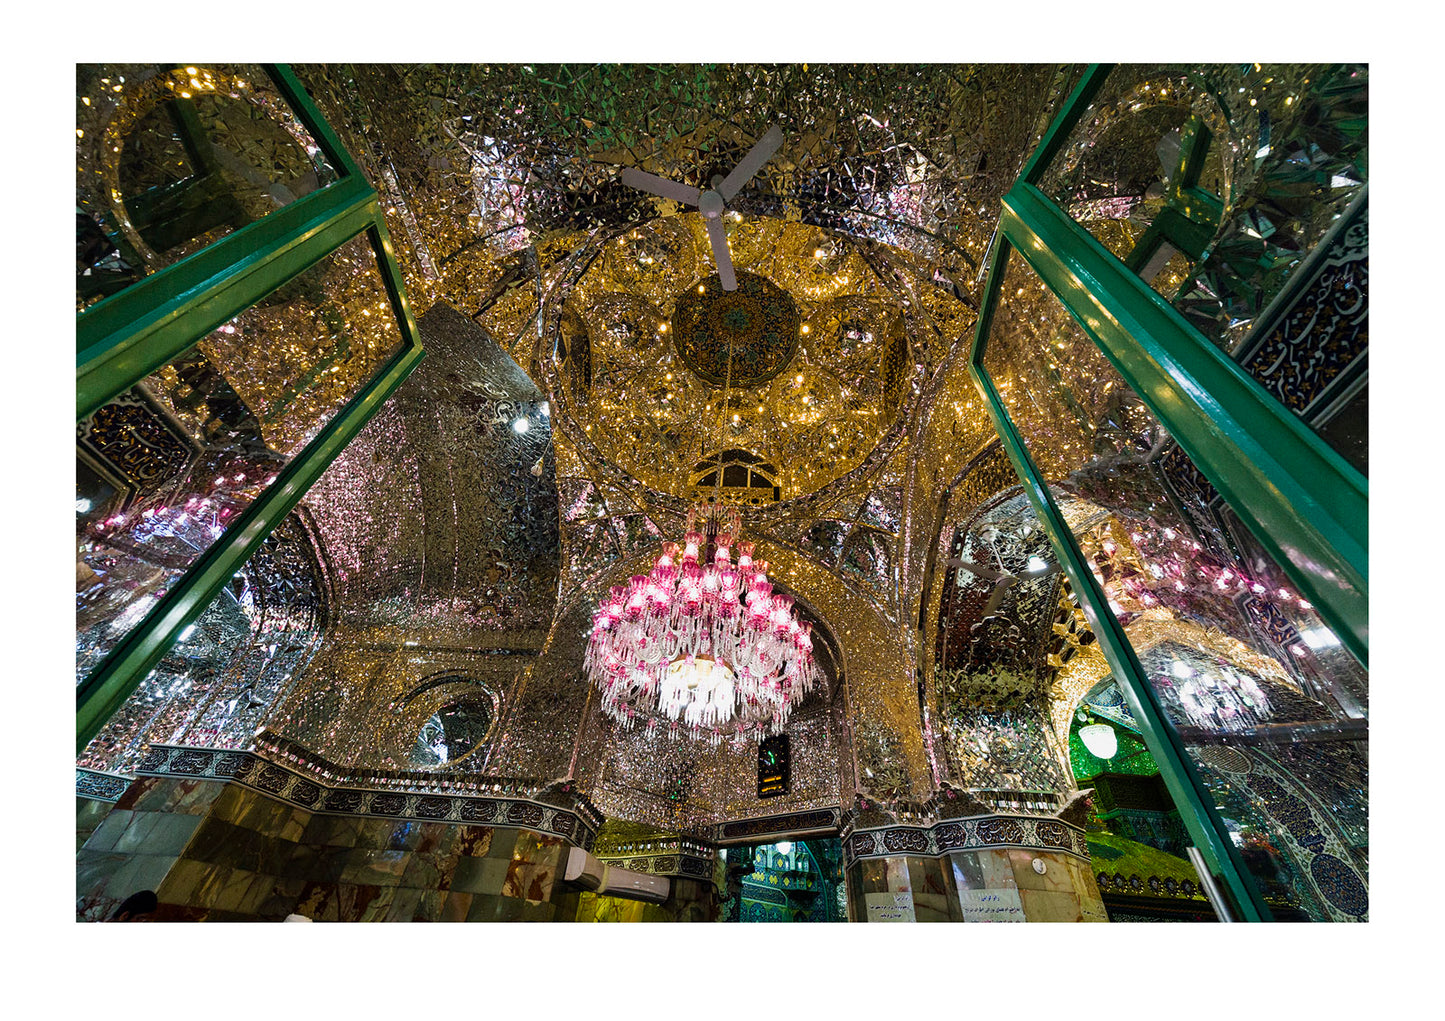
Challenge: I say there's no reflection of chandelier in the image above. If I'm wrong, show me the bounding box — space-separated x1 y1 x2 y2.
1164 657 1272 731
583 504 821 746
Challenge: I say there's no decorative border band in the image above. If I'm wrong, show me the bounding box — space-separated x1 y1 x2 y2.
842 814 1090 866
740 868 824 895
133 745 600 850
714 808 842 844
740 880 791 905
1094 870 1205 902
76 767 133 803
593 850 723 887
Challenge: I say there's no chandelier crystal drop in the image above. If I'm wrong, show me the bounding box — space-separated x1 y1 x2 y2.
583 504 821 747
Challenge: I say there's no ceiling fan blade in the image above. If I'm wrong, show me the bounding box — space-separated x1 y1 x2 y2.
943 557 1009 583
717 124 784 201
706 216 737 291
982 576 1017 616
619 167 701 206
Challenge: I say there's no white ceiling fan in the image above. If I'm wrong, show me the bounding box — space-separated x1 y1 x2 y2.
944 549 1059 616
619 124 785 292
944 556 1018 616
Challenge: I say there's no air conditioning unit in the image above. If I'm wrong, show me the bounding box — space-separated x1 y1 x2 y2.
564 846 670 904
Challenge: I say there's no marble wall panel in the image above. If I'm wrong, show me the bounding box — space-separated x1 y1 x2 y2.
76 797 114 851
75 777 228 920
1011 850 1106 922
77 776 583 921
1017 888 1087 923
950 847 1019 895
907 855 957 922
845 845 1105 922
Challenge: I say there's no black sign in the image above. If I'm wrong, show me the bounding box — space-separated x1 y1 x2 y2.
757 734 790 798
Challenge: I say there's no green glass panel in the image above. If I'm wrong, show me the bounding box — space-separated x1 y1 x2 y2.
1035 64 1231 286
77 513 326 774
1035 63 1367 355
76 232 404 685
77 63 338 311
982 248 1368 921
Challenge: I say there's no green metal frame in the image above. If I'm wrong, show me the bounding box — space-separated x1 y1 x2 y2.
1016 64 1114 187
76 64 424 751
1004 62 1366 667
961 62 1371 920
1123 114 1224 275
969 237 1272 922
998 185 1367 666
268 64 366 182
77 176 376 419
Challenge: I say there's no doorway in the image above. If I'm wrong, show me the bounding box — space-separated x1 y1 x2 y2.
720 838 847 922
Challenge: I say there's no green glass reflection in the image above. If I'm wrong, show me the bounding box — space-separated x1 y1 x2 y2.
982 247 1368 920
76 232 404 685
77 63 338 310
1069 718 1157 780
1036 65 1232 287
1036 63 1367 355
1175 65 1367 354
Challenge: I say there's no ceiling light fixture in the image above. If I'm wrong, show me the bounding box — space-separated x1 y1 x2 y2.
583 503 821 747
1298 626 1340 650
1169 662 1273 731
1078 723 1118 759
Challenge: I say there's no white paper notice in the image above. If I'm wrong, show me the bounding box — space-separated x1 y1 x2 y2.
957 888 1025 922
864 891 916 922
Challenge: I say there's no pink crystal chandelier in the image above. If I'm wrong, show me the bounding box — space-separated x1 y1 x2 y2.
583 504 821 747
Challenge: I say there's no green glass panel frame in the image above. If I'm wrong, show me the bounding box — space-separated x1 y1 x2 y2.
78 64 368 419
76 64 425 751
970 64 1258 920
963 63 1370 920
969 236 1271 922
1016 63 1114 187
997 183 1366 668
1013 65 1366 665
